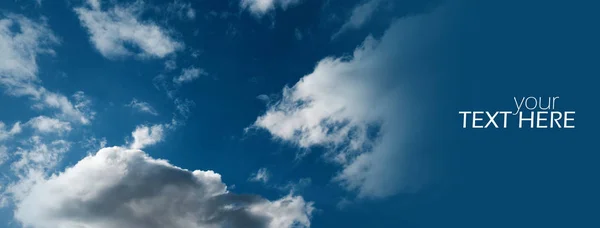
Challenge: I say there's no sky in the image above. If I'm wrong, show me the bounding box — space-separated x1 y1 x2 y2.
0 0 599 228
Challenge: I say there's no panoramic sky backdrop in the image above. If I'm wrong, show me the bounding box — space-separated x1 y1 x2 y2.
0 0 598 228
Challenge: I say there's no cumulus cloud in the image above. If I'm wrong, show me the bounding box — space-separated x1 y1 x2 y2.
332 0 381 40
6 138 71 202
74 0 183 59
253 8 445 198
0 14 94 124
130 124 165 150
240 0 303 16
173 66 206 85
127 98 159 116
13 146 314 228
26 116 72 134
249 168 270 183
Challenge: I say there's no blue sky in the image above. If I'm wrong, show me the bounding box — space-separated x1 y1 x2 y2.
0 0 599 227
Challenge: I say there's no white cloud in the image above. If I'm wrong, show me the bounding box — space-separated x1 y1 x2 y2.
130 124 165 150
240 0 303 16
127 98 159 116
13 146 314 228
88 0 101 10
75 0 183 59
331 0 381 40
0 14 94 124
26 116 72 134
249 167 270 183
173 66 206 85
256 94 271 103
38 90 94 124
11 137 70 174
5 137 71 203
0 14 58 96
0 121 22 141
0 145 8 165
253 9 445 198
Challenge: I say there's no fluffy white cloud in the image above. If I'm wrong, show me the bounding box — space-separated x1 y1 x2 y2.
5 137 71 203
253 8 445 198
173 66 206 85
74 0 183 59
0 121 22 141
130 124 165 150
0 14 94 124
127 98 159 116
249 167 270 183
13 146 314 228
332 0 381 40
240 0 303 16
26 116 72 134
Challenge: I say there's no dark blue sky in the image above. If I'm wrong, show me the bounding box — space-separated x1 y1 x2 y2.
0 0 598 227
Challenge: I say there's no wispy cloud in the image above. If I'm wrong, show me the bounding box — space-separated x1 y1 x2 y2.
331 0 381 40
0 146 7 165
173 66 206 85
127 98 159 116
164 59 177 71
0 14 94 124
249 167 271 183
167 0 196 20
0 121 22 142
